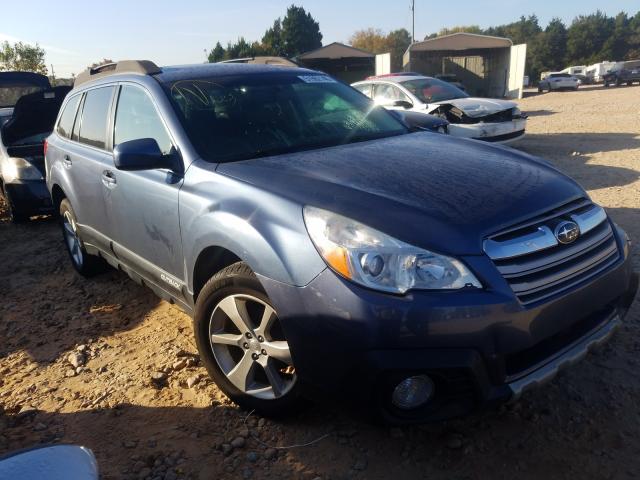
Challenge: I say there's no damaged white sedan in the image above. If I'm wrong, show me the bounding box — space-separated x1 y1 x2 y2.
352 75 527 143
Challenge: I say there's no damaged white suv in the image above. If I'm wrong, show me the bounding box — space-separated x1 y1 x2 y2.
352 75 527 143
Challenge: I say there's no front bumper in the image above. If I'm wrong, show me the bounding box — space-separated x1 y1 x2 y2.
2 180 52 215
448 118 527 143
258 231 638 422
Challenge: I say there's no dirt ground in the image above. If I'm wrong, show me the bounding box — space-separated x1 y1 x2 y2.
1 84 639 480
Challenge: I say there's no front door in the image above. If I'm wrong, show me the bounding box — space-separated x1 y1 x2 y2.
107 83 185 294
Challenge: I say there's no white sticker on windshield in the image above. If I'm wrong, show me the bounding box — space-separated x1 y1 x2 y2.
298 75 337 83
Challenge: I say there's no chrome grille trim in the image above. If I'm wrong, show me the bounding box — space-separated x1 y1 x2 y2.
485 201 620 306
571 205 607 235
484 204 608 261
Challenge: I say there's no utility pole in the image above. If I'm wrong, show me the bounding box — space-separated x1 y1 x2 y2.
411 0 415 43
50 64 56 86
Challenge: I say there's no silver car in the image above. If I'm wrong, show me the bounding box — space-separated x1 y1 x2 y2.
538 73 579 92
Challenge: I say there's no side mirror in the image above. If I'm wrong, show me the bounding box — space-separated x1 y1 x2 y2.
113 138 178 172
392 100 413 109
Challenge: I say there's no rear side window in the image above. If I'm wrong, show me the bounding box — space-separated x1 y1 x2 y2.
78 87 114 149
57 95 81 139
114 85 173 155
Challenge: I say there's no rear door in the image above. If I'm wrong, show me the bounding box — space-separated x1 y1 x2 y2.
107 83 185 288
64 86 117 251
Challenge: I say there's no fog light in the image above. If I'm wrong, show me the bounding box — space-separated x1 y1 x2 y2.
391 375 434 410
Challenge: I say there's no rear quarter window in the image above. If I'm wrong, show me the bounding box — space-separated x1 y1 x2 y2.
56 95 81 139
78 86 115 149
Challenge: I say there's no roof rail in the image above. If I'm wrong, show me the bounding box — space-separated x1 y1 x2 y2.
74 60 161 87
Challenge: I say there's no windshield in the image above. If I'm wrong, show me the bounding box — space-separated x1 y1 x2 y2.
0 85 44 108
165 73 407 163
400 78 468 103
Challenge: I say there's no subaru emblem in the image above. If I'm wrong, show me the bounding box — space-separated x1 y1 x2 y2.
554 221 580 244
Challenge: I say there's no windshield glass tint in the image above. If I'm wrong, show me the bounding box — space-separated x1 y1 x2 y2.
400 78 468 103
165 74 407 163
0 85 43 108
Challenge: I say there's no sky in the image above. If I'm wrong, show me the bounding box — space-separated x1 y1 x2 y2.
1 0 637 77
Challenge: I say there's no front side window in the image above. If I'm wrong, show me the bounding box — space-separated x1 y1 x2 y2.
114 85 173 155
164 73 406 163
78 86 114 149
57 95 81 139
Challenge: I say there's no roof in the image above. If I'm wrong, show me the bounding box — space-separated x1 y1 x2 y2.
218 56 299 67
75 60 161 87
155 63 314 83
297 42 375 60
407 33 512 53
353 75 430 85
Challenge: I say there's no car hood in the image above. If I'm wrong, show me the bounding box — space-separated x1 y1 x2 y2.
217 133 585 255
431 97 518 118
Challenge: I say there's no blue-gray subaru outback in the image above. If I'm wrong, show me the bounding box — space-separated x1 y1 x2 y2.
45 61 638 423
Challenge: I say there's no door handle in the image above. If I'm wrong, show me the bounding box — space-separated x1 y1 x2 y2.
62 155 72 167
101 170 117 188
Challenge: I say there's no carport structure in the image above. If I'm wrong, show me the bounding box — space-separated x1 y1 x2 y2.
296 42 375 84
403 33 526 99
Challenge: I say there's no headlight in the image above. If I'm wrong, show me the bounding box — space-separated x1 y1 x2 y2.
3 158 43 181
303 206 481 294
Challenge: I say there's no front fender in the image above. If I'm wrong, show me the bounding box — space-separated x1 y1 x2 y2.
181 165 326 293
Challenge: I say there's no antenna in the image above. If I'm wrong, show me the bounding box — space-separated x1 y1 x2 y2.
411 0 415 43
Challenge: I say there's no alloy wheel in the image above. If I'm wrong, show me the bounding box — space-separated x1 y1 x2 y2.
63 211 83 267
209 294 296 399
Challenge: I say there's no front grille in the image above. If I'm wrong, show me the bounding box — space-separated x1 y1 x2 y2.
484 199 620 306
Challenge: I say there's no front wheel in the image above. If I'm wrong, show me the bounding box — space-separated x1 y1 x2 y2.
194 262 302 416
59 199 107 277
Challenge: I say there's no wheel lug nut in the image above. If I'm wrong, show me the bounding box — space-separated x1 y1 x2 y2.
251 353 259 360
243 343 249 349
261 349 267 356
245 332 252 339
257 336 264 342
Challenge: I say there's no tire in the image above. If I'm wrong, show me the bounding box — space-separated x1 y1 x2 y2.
1 183 29 223
604 82 609 88
194 261 303 416
59 199 107 277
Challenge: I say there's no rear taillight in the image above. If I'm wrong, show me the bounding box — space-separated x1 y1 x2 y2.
43 139 48 157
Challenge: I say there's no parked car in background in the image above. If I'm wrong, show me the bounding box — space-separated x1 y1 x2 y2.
435 73 466 91
0 445 98 480
0 72 70 222
47 61 637 423
603 60 640 87
538 73 579 92
352 75 526 143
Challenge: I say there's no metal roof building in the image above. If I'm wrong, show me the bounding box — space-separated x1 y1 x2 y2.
296 42 375 83
403 33 527 99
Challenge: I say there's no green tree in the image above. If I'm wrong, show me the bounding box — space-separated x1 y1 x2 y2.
628 11 640 59
600 12 630 61
385 28 412 71
225 38 254 59
207 42 225 63
280 5 323 57
532 18 567 76
0 41 47 74
262 19 284 56
566 11 615 64
437 25 483 36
